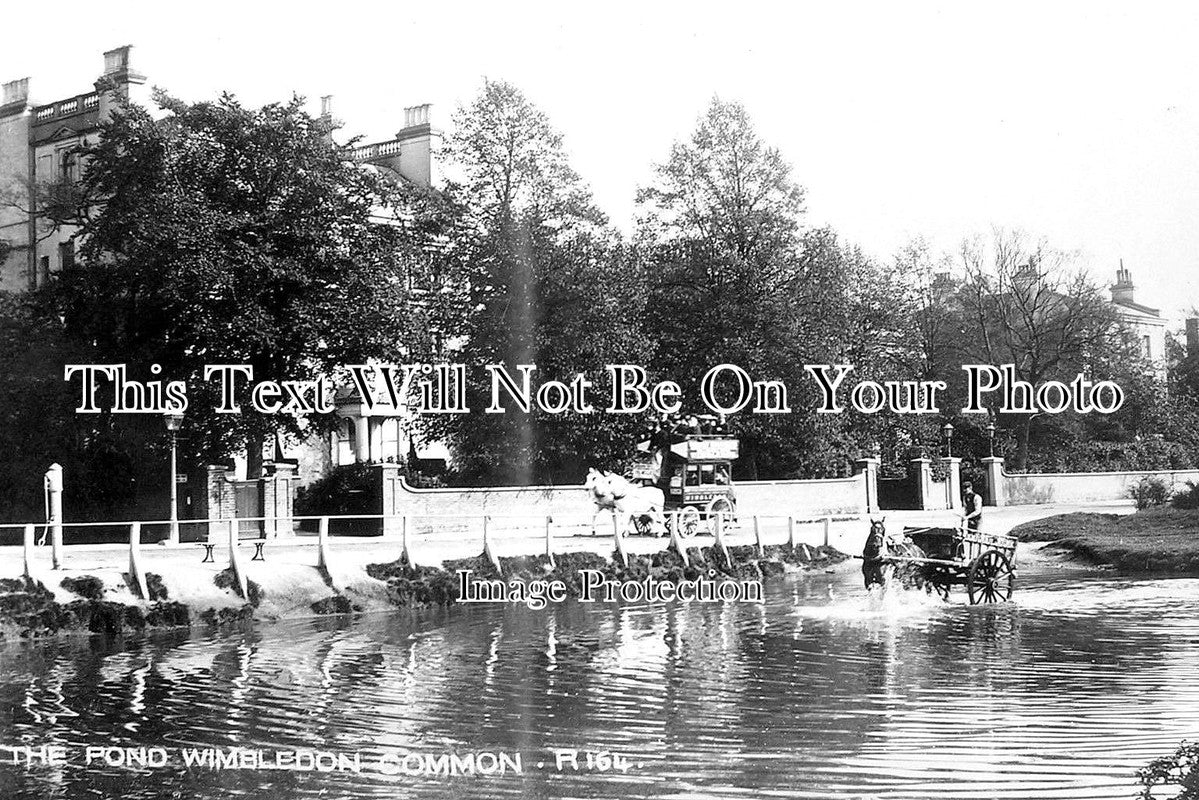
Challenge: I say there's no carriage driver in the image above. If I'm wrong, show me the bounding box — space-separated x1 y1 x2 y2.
961 481 983 532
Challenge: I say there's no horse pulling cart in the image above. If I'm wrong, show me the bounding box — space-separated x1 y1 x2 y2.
863 522 1018 604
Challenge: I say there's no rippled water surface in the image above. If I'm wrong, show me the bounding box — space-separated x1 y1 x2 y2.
2 562 1198 799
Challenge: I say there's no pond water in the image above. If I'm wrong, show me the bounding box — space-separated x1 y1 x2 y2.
1 559 1197 799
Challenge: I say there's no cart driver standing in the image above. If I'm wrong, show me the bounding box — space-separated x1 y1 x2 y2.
961 481 983 532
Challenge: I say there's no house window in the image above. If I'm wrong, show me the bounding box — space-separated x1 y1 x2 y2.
59 150 78 182
1141 335 1152 359
58 240 74 271
405 255 434 293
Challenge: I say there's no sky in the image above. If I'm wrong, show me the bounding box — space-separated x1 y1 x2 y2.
4 1 1198 320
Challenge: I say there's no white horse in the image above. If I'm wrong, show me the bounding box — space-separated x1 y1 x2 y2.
584 468 666 536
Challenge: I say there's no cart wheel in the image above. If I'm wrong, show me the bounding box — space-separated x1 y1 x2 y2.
677 506 700 536
967 550 1015 605
706 497 734 529
632 514 653 536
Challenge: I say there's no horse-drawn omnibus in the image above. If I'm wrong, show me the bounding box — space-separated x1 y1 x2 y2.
632 431 739 535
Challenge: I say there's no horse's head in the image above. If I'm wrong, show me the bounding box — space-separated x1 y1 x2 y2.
603 471 631 498
863 517 888 560
585 468 614 507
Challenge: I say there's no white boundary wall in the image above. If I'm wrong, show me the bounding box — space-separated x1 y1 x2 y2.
1001 468 1199 505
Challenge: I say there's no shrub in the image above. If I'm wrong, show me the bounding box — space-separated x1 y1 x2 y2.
1130 475 1172 510
1171 481 1199 510
295 463 380 517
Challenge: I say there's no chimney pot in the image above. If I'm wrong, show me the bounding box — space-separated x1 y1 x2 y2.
103 45 133 75
320 95 333 117
403 104 431 129
1186 318 1199 359
2 77 30 107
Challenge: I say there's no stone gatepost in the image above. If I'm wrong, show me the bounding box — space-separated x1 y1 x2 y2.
853 456 881 513
377 463 405 536
982 457 1006 507
204 465 237 542
941 457 962 510
910 457 934 510
262 462 297 538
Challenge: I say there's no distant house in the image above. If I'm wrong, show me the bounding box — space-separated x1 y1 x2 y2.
1108 263 1167 380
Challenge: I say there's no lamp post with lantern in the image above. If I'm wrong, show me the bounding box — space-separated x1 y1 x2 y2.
942 421 955 458
986 419 997 457
164 412 183 545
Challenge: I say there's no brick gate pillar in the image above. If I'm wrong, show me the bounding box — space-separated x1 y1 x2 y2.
982 457 1006 507
262 462 297 538
853 456 881 513
377 463 404 536
204 465 237 543
910 457 933 510
941 457 962 510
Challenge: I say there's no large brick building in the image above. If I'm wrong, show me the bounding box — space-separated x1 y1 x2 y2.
0 46 152 293
0 45 448 504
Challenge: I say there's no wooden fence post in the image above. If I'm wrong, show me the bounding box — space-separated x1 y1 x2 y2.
612 513 629 567
483 516 502 573
787 515 797 551
23 524 34 579
128 522 149 600
823 516 831 548
317 516 332 573
228 519 248 600
713 512 731 566
753 515 763 556
400 515 412 565
669 511 687 561
545 516 555 568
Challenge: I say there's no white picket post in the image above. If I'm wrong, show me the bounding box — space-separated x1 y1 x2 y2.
22 524 34 579
753 515 763 556
545 515 555 568
317 516 332 573
612 513 629 567
669 510 686 560
128 522 149 600
714 512 731 565
401 514 411 565
787 515 797 551
483 516 502 573
228 519 248 600
823 516 831 548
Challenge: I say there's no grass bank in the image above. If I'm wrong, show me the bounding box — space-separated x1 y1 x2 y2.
1009 508 1199 574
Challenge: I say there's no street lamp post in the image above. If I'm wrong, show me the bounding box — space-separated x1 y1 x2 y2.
986 419 997 458
165 413 183 545
942 421 955 458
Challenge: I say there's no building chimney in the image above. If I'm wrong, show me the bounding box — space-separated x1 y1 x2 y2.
1186 318 1199 359
1111 260 1136 305
95 45 148 117
320 95 333 118
1 78 30 115
394 104 440 187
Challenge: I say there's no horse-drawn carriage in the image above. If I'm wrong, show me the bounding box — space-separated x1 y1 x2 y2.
862 522 1018 604
632 431 739 536
586 421 740 537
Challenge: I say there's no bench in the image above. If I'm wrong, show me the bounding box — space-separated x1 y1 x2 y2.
198 538 267 563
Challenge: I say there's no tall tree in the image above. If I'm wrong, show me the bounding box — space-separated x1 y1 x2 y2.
936 229 1124 468
429 80 648 484
48 91 423 475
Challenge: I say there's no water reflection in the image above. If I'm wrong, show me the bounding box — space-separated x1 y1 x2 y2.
1 569 1198 799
